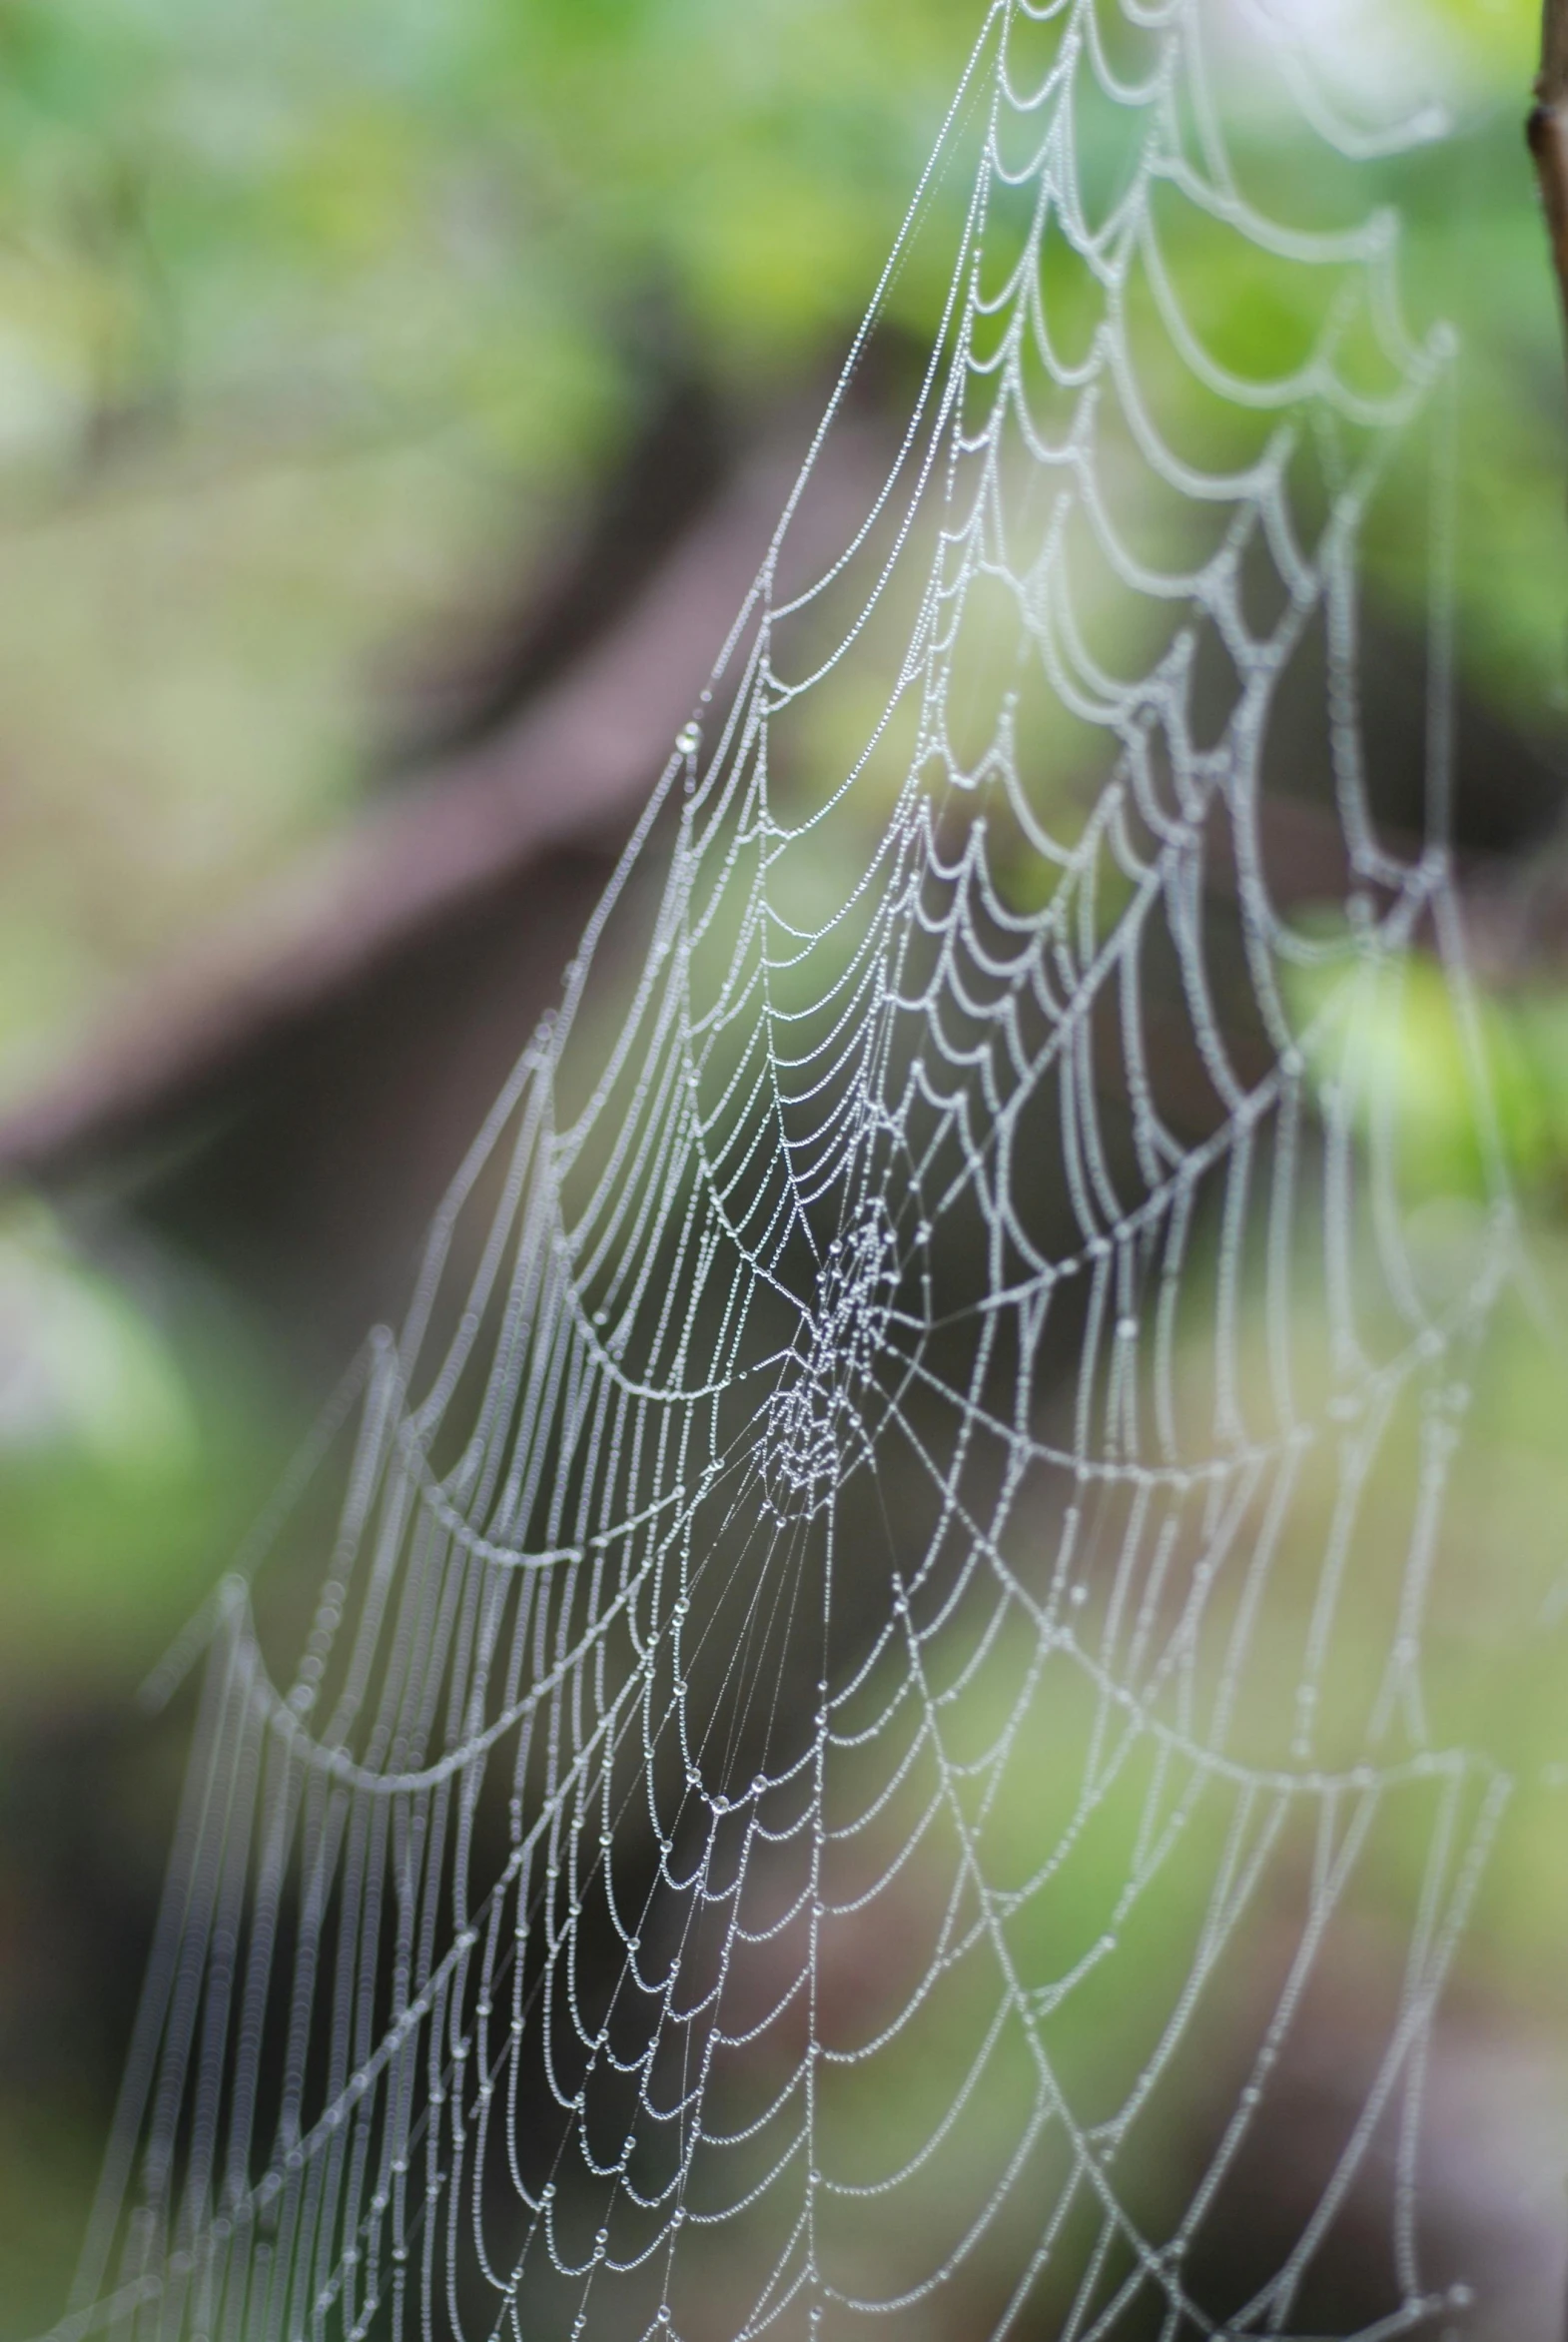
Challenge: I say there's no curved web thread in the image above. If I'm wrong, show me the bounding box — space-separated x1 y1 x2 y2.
61 3 1519 2339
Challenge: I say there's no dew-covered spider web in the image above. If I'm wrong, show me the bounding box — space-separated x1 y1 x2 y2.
57 3 1544 2338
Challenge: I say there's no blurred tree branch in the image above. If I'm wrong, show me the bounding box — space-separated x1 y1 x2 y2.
1531 0 1568 353
0 409 880 1200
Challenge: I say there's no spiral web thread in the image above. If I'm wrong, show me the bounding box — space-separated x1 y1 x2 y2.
60 3 1524 2338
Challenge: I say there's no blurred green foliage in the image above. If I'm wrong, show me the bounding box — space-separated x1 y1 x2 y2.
1285 943 1568 1210
0 1203 285 1691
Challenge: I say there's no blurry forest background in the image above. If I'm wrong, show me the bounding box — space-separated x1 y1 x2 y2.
0 0 1565 2332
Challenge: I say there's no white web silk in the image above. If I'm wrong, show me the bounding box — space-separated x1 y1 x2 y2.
62 4 1522 2339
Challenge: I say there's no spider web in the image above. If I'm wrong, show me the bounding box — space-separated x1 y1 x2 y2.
58 3 1527 2338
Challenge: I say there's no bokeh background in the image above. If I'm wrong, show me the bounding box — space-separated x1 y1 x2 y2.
0 0 1566 2332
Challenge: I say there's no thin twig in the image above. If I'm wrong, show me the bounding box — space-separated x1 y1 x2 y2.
1537 27 1568 2333
1530 0 1568 349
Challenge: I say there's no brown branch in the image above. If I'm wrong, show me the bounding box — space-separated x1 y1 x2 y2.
1530 0 1568 351
0 412 886 1187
